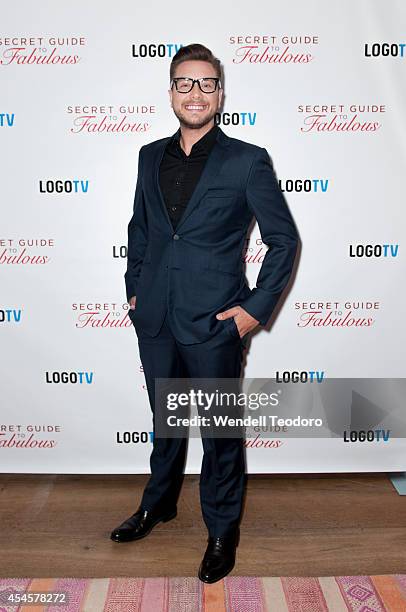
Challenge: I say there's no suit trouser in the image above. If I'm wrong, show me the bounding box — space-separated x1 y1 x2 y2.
134 308 248 538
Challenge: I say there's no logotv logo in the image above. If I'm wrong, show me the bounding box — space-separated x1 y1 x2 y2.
349 244 399 258
116 431 153 444
364 43 406 58
343 429 391 442
275 370 325 383
131 43 182 58
279 178 329 193
112 245 127 259
0 113 14 127
45 371 94 384
215 112 257 126
0 308 21 323
39 179 89 193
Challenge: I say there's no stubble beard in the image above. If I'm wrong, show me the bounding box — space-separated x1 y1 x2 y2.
172 105 218 130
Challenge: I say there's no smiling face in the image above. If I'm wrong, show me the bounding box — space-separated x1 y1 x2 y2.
169 60 223 130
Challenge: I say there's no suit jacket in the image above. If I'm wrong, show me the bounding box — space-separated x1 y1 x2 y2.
125 126 299 344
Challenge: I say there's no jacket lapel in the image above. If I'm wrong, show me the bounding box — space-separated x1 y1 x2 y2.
153 127 231 231
153 136 173 230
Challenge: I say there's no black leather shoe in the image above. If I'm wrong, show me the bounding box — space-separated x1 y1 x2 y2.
110 506 177 542
198 530 240 583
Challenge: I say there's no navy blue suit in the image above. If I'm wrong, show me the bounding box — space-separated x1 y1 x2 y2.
125 127 299 343
125 127 299 538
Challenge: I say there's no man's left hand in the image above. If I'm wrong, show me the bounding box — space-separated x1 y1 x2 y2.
216 306 259 338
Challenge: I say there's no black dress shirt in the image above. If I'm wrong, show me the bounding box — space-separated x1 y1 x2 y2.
159 123 219 230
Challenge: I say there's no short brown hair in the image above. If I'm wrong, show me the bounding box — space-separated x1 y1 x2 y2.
170 43 222 82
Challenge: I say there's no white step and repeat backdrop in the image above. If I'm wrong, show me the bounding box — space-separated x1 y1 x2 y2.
1 0 405 473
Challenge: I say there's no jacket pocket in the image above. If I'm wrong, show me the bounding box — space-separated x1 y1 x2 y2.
205 187 239 197
203 257 242 277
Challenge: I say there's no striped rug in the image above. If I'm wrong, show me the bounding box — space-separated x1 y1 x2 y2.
1 575 406 611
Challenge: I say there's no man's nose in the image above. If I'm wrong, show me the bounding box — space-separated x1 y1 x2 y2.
191 81 201 93
191 94 203 100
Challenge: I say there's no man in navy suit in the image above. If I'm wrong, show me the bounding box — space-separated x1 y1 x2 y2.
111 43 299 583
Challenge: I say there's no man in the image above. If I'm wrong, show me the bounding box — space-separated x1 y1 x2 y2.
111 43 299 583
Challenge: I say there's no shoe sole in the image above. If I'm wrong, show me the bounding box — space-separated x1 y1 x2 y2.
110 509 177 543
198 559 236 584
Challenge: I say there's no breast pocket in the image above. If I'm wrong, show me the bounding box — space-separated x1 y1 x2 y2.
202 188 240 209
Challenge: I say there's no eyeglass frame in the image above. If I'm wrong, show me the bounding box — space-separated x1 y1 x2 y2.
170 77 222 93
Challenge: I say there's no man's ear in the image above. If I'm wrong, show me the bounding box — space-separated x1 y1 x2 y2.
218 87 223 109
168 89 173 107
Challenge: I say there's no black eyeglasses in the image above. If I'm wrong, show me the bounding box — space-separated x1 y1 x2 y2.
170 77 221 94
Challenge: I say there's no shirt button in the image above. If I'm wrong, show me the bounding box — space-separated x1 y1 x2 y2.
173 234 180 240
175 180 181 185
171 206 177 211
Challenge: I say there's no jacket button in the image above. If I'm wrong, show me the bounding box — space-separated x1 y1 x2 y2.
173 234 180 240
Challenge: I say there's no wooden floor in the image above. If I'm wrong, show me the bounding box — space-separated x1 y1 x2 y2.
1 473 405 578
